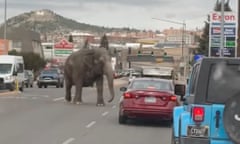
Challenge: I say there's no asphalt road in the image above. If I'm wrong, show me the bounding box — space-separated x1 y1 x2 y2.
0 78 172 144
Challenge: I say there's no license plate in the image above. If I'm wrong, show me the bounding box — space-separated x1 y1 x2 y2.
144 97 156 103
187 125 209 137
44 78 51 80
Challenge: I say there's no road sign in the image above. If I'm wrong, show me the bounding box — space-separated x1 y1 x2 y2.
54 39 73 49
54 50 73 55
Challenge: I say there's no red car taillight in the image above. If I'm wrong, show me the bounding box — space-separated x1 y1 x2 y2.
123 92 135 99
161 96 177 101
170 96 177 101
192 106 204 122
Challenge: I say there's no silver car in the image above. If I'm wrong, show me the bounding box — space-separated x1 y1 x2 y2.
24 70 34 88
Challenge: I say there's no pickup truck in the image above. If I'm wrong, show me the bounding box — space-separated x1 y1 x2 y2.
37 68 64 88
172 57 240 144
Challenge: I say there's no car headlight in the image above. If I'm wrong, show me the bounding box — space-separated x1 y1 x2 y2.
5 76 13 80
53 75 59 79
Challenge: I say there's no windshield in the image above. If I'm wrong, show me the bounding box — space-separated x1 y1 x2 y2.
0 64 12 74
142 68 173 79
207 63 240 103
41 69 58 74
130 80 172 91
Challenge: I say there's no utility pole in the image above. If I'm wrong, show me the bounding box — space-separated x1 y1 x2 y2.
4 0 7 54
152 18 187 80
152 18 185 59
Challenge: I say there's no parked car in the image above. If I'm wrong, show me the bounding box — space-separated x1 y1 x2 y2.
24 70 34 88
0 55 25 91
37 68 64 88
118 77 179 124
172 57 240 144
128 71 142 84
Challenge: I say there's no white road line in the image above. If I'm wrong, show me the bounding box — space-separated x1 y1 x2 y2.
86 121 96 128
53 97 65 101
102 111 109 116
23 94 49 97
62 137 75 144
0 96 15 99
112 105 116 109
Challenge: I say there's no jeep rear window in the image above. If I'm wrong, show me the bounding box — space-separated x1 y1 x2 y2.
207 63 240 103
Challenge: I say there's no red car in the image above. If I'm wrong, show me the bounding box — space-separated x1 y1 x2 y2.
118 77 179 124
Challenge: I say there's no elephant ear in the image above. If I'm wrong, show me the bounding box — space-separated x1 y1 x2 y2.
82 50 95 69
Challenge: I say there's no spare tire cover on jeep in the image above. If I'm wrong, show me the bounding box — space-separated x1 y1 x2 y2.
223 93 240 144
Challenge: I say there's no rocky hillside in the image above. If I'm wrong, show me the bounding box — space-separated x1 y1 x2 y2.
0 9 139 35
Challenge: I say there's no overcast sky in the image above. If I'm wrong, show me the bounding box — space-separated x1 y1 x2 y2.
0 0 237 31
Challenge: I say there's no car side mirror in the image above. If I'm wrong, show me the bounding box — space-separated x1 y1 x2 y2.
186 78 189 84
13 71 18 76
120 87 127 92
174 84 186 101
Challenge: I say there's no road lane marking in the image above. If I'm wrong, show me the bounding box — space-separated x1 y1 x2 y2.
62 137 75 144
86 121 96 128
53 97 65 101
0 96 15 99
102 111 109 116
23 94 49 97
112 105 116 109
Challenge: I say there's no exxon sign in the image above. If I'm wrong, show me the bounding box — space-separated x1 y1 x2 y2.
210 12 236 23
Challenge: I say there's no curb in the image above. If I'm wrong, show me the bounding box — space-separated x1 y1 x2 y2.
0 91 21 96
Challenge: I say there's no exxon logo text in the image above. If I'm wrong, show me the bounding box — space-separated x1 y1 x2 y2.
211 12 236 23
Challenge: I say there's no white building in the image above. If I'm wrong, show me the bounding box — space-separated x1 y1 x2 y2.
41 42 54 60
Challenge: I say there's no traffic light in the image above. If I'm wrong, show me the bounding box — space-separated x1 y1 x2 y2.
137 50 141 56
128 47 131 54
163 52 167 57
114 48 117 55
151 51 154 56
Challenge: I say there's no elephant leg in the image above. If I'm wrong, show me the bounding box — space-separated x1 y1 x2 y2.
65 79 72 102
73 80 83 104
96 77 104 106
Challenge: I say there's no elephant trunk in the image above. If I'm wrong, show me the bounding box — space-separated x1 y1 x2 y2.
105 62 115 103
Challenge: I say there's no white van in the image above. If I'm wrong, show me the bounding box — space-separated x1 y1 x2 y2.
0 55 25 91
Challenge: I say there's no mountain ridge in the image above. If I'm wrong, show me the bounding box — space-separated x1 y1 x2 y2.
0 9 140 35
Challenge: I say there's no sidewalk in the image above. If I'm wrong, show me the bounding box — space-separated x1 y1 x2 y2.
0 90 21 96
114 78 128 86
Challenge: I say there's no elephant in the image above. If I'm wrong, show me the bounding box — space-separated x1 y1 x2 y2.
64 48 115 106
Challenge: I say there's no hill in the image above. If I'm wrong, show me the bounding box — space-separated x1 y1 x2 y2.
0 9 139 35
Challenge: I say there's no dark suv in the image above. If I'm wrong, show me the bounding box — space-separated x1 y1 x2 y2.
37 68 64 88
172 57 240 144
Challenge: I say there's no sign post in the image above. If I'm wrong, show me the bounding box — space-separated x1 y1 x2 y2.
54 38 74 62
